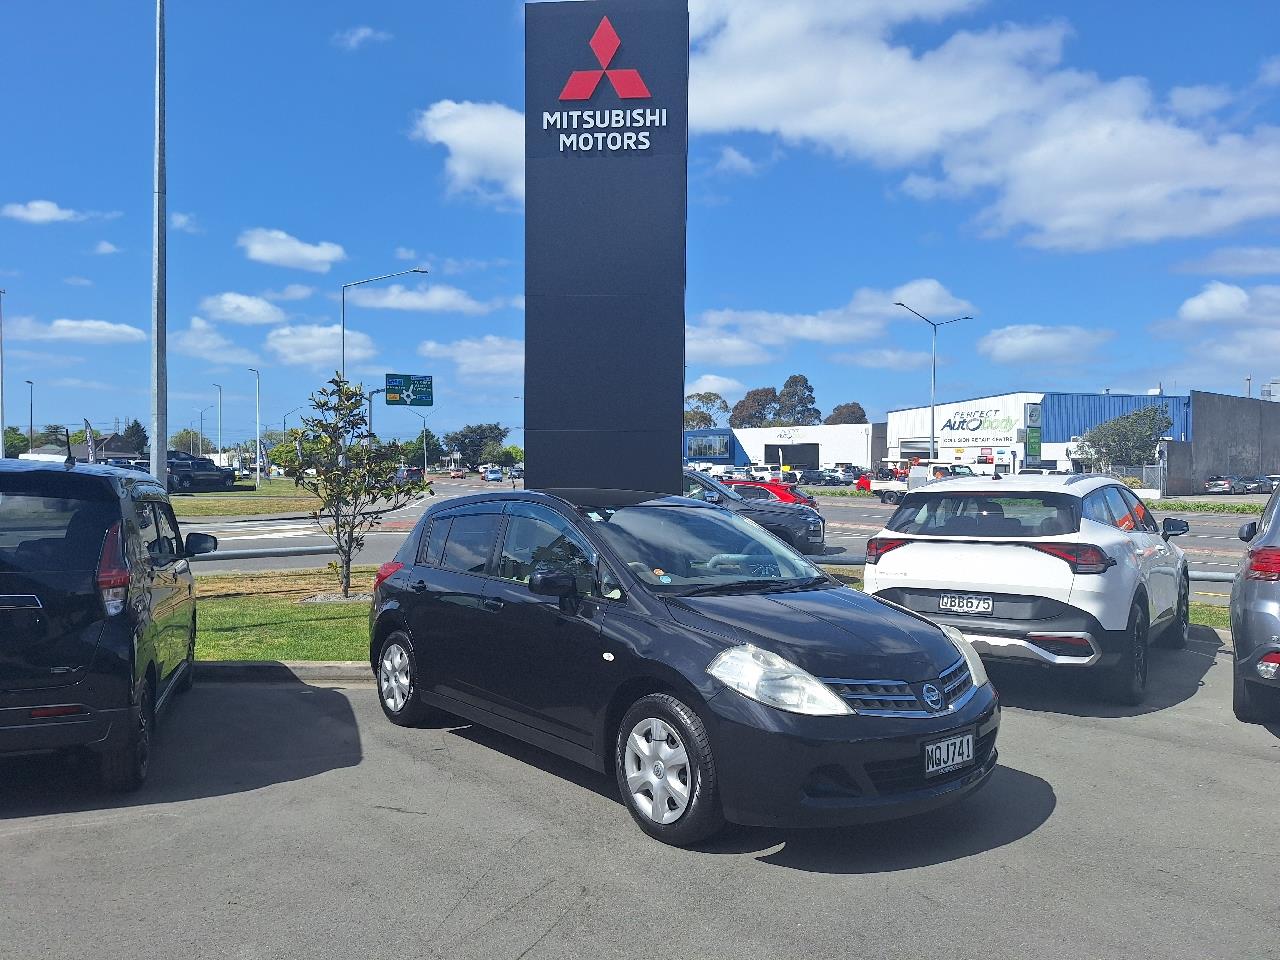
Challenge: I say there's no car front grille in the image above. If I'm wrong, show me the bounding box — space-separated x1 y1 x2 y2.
824 656 973 716
864 730 998 796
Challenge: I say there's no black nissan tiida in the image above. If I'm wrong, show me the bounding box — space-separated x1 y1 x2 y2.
370 488 999 845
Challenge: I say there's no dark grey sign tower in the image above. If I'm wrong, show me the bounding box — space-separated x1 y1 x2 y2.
524 0 689 494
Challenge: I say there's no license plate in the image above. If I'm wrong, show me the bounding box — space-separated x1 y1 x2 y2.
939 593 993 615
924 732 974 777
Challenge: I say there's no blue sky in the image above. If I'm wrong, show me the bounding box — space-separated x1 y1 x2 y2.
2 0 1279 449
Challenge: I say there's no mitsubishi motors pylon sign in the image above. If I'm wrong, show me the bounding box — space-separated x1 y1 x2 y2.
525 0 690 494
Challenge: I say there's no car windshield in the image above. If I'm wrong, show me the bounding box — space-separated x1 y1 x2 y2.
579 503 822 595
886 491 1081 538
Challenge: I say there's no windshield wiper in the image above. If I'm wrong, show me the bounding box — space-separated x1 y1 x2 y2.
757 575 835 593
678 579 790 597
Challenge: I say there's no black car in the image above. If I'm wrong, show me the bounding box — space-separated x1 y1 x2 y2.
0 460 217 789
796 469 832 486
369 488 999 846
683 469 825 554
167 457 235 492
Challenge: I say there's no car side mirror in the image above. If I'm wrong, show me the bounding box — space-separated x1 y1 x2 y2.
1161 517 1189 540
1239 521 1258 543
529 566 576 598
704 491 721 504
184 532 218 556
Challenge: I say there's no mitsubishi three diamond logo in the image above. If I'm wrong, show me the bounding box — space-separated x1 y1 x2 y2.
559 17 651 100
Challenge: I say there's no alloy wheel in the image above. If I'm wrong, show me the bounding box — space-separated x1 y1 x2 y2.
624 717 691 825
379 642 412 713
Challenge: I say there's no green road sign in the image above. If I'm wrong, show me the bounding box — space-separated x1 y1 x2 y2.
1025 425 1042 458
385 374 433 407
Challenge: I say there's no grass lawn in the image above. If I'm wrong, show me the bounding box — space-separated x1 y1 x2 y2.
169 477 320 519
195 566 376 661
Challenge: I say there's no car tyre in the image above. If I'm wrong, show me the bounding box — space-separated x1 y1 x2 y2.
615 693 725 847
1099 601 1149 705
101 681 152 792
1233 673 1280 724
1156 576 1189 650
376 631 433 726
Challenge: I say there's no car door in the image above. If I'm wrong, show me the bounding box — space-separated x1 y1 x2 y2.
405 506 503 711
1100 485 1164 623
144 499 190 689
155 498 196 676
1119 486 1177 621
479 502 610 748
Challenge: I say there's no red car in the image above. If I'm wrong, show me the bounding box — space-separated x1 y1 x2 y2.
720 479 818 509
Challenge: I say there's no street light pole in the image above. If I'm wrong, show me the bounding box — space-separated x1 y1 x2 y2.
212 384 222 463
893 303 972 461
25 380 33 452
367 388 386 438
339 268 429 380
0 287 7 460
149 0 168 486
248 367 261 488
409 409 430 474
197 405 212 457
282 406 302 434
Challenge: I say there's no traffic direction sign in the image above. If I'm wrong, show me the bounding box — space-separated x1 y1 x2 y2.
385 374 433 407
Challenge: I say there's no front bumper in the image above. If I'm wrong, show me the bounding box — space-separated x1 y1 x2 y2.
703 682 999 828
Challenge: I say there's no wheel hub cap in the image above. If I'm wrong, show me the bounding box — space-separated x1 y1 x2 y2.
379 643 412 713
624 717 690 825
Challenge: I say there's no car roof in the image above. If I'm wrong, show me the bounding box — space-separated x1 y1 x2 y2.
904 473 1117 496
0 458 146 482
430 487 716 512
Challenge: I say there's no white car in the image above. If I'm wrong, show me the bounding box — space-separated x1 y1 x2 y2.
862 475 1191 704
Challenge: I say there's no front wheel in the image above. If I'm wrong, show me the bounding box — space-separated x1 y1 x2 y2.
615 694 724 846
1099 602 1149 705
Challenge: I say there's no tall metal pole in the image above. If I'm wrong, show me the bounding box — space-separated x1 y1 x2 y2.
411 409 429 473
339 267 429 380
25 380 33 452
0 288 7 459
894 303 971 462
249 368 261 488
149 0 168 484
213 383 222 462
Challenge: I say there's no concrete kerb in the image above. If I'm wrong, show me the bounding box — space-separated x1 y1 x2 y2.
196 661 372 683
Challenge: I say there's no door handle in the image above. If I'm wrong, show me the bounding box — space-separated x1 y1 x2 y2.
411 580 428 593
482 598 505 611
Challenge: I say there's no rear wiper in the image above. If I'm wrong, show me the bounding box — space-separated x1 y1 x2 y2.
678 579 789 597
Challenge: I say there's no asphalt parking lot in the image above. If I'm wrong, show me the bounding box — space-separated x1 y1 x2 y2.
2 627 1277 960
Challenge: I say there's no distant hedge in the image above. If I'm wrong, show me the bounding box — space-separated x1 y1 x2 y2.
1148 499 1264 515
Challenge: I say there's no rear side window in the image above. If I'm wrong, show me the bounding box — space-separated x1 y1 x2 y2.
1118 487 1158 533
1101 486 1137 532
887 492 1080 538
438 514 501 575
417 518 447 566
1082 491 1114 526
0 476 120 573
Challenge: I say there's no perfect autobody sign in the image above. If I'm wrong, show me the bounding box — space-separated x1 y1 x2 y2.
525 0 689 494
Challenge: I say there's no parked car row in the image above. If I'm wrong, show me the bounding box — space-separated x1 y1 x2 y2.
1204 475 1279 495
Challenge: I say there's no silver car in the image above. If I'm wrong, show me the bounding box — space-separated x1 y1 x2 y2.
1230 491 1280 723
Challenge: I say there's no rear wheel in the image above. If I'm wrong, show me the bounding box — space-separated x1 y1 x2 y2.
1233 673 1280 724
1156 577 1189 650
615 694 724 846
377 631 432 726
101 681 152 792
1099 602 1149 705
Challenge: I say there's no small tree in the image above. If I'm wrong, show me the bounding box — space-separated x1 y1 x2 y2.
402 427 445 468
281 375 430 597
445 423 510 471
39 423 67 446
1074 406 1173 470
684 392 730 430
3 426 29 457
168 428 210 456
775 374 822 425
729 387 780 428
825 401 869 425
122 418 149 453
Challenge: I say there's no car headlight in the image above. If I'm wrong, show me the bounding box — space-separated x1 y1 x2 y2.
707 644 852 715
940 624 989 688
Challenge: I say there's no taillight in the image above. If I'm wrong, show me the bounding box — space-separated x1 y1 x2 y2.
1026 543 1114 574
96 521 130 616
374 561 404 590
1245 547 1280 582
865 537 909 564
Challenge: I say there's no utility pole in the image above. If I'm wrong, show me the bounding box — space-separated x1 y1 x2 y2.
213 383 222 463
367 388 386 438
894 302 972 460
248 367 261 488
198 405 212 457
0 288 7 459
149 0 168 485
410 409 429 474
25 380 33 451
1246 376 1252 399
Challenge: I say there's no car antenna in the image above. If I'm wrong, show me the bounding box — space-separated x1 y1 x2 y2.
64 427 76 469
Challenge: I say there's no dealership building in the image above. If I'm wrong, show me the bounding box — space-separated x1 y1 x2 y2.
684 424 878 471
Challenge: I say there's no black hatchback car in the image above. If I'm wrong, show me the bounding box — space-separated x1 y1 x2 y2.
0 461 216 790
370 488 999 846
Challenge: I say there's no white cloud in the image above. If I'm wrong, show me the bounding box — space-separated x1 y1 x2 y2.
332 26 391 51
8 316 146 344
170 211 201 233
835 347 932 369
977 324 1113 364
261 283 314 302
411 100 525 205
1260 55 1280 88
48 377 113 391
266 324 375 367
714 146 758 175
687 374 746 399
418 335 523 380
1167 85 1232 118
694 277 974 354
173 317 259 365
345 282 497 315
2 199 85 223
93 240 121 255
63 276 93 287
236 227 346 273
1180 247 1280 277
686 0 1280 251
199 291 286 325
437 256 512 275
1176 281 1280 325
685 325 771 366
394 246 419 261
8 348 85 367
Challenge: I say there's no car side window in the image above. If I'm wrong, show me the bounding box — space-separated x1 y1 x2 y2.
135 499 162 559
497 505 598 597
682 476 710 501
736 485 771 500
1101 486 1137 532
1118 487 1158 533
1081 491 1113 526
153 503 183 558
438 514 501 575
416 518 447 566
